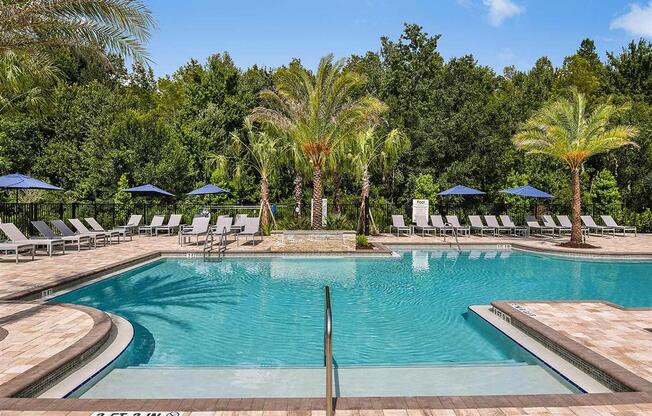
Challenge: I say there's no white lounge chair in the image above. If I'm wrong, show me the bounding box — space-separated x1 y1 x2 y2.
483 215 511 235
212 216 233 237
139 215 165 236
51 219 101 248
498 215 528 237
0 242 34 263
542 215 570 235
525 216 555 235
469 215 496 236
179 216 210 245
236 217 262 246
445 215 470 236
389 215 411 236
155 214 182 236
413 215 437 237
430 215 454 236
32 220 92 251
557 215 589 238
0 222 65 256
115 214 143 235
69 218 111 244
581 215 616 236
232 214 249 233
600 215 636 236
85 217 131 242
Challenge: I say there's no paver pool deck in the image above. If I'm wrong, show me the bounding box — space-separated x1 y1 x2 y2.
0 233 650 414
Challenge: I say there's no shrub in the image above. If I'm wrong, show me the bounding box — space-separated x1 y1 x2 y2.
326 213 355 230
356 234 371 248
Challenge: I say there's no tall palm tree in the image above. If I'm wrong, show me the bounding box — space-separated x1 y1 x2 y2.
513 89 638 245
231 122 285 228
250 55 387 229
350 127 409 234
0 0 155 110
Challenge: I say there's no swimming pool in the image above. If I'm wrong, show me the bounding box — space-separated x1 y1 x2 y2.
52 249 652 397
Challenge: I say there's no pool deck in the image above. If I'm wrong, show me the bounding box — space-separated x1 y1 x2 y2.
0 233 651 413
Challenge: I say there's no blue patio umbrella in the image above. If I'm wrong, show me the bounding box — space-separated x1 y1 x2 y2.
187 184 229 196
0 173 63 190
438 185 486 196
123 184 175 197
499 185 554 198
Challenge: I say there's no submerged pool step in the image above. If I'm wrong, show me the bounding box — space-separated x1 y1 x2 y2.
79 364 577 398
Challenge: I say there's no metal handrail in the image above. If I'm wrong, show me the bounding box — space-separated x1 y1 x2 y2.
443 222 461 251
324 286 333 416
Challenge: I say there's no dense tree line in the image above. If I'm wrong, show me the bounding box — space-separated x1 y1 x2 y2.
1 24 651 227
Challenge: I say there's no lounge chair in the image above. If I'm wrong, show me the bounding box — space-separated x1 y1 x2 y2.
236 217 262 246
413 215 437 237
468 215 496 236
32 220 92 251
51 219 101 248
445 215 470 236
155 214 182 236
232 214 249 233
542 215 569 235
69 219 111 245
139 215 165 236
498 215 528 237
179 216 210 245
212 216 233 237
600 215 636 236
0 242 34 263
0 222 65 256
430 215 454 236
389 215 411 236
483 215 511 235
115 214 143 235
557 215 589 238
525 216 555 235
85 217 131 241
581 215 616 236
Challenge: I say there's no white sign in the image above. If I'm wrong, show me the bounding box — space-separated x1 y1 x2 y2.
311 198 327 227
412 199 429 222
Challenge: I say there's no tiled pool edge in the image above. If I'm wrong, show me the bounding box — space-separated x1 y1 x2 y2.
491 300 652 393
0 302 113 398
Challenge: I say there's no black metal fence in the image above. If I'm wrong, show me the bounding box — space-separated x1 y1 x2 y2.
0 200 630 236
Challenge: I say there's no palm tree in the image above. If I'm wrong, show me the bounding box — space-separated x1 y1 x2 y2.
513 89 638 245
0 0 155 110
250 55 387 229
231 122 285 228
350 127 409 234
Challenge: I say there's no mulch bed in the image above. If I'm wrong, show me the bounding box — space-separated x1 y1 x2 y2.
558 242 601 249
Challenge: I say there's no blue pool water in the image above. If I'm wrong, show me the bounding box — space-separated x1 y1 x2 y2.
54 250 652 369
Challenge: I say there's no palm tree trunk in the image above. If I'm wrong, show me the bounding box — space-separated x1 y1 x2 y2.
357 167 370 234
293 172 303 217
312 164 323 230
333 171 342 215
570 167 583 244
260 176 270 228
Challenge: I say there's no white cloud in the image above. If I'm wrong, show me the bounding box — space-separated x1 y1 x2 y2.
610 2 652 37
483 0 524 27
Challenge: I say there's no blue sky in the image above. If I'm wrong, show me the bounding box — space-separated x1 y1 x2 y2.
143 0 652 77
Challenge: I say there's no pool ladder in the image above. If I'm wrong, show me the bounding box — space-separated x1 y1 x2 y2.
203 226 228 261
443 223 461 251
324 286 333 416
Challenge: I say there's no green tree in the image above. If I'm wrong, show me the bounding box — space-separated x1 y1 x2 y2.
412 174 439 206
114 173 132 221
231 123 285 228
0 0 155 111
513 89 638 245
590 169 621 215
251 54 386 229
350 127 408 234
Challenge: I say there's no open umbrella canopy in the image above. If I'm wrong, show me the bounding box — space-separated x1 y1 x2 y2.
123 184 175 197
187 184 229 196
0 173 63 190
500 185 554 198
438 185 485 196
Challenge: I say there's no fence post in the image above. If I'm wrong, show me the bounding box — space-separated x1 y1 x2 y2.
71 203 77 221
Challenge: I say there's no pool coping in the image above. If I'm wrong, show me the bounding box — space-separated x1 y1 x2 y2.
0 302 113 398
